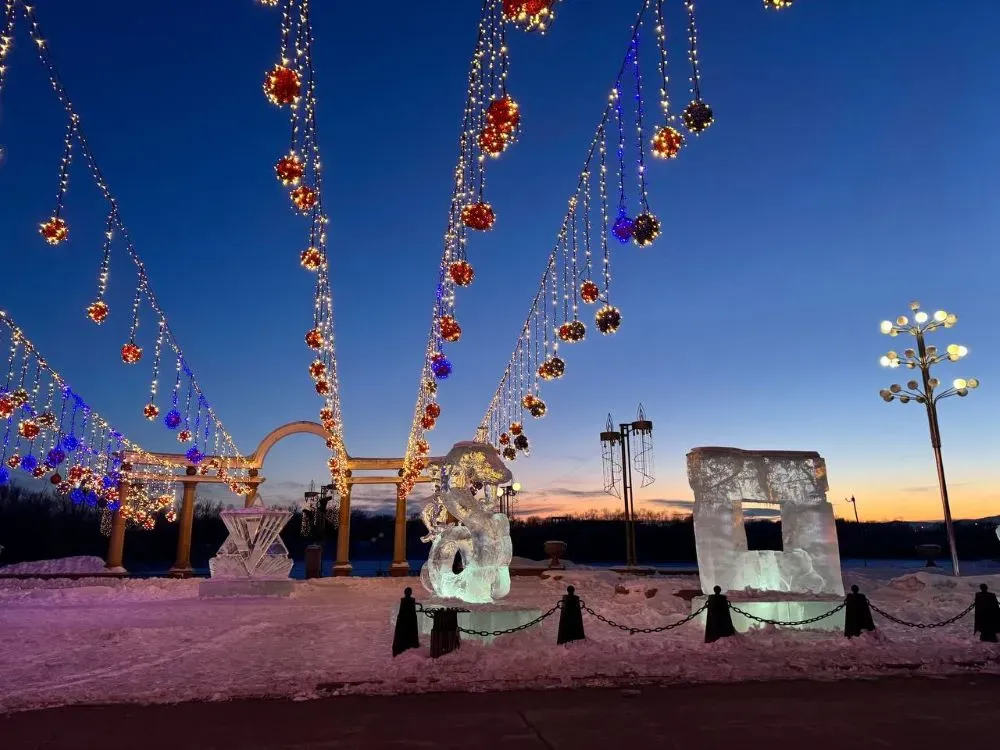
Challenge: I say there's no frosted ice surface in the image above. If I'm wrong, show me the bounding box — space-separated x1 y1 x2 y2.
419 441 513 604
687 447 844 596
208 507 293 579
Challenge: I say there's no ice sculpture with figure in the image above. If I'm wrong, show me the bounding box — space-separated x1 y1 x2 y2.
419 441 513 603
687 447 844 597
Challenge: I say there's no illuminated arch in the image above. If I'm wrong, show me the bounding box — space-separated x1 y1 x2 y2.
250 420 331 467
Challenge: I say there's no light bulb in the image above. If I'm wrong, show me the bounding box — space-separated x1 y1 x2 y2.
947 344 960 356
914 311 928 324
896 316 909 326
909 301 921 311
953 378 967 389
968 378 980 389
957 345 968 357
933 310 947 322
879 320 893 335
512 482 521 492
879 356 891 367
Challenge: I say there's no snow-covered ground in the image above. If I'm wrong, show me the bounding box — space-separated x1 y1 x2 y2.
0 555 108 574
1 565 998 714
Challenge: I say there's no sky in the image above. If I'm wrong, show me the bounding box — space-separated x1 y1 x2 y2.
1 1 999 524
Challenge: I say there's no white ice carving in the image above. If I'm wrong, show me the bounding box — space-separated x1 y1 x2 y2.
209 506 293 579
419 441 513 603
687 447 844 597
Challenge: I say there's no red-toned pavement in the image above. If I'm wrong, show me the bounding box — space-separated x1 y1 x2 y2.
2 676 998 750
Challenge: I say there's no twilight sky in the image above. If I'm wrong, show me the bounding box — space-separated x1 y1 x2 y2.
1 1 999 523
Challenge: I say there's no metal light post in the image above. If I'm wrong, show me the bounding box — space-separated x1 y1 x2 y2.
497 482 521 521
846 495 866 568
878 301 979 577
600 405 655 568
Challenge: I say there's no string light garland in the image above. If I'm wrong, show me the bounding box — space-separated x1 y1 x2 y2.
763 0 793 9
9 1 248 478
682 0 713 134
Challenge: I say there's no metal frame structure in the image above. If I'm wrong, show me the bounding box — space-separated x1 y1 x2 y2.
600 405 654 568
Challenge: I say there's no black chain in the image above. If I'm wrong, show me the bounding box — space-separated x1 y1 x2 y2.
457 603 562 637
581 601 707 634
728 600 846 627
869 600 975 629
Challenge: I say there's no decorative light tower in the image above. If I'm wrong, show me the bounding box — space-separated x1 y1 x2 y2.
599 404 655 568
497 482 521 521
878 301 979 577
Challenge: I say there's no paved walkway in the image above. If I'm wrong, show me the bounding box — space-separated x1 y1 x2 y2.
3 676 998 749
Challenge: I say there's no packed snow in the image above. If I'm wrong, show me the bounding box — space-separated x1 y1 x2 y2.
0 565 998 713
0 555 108 574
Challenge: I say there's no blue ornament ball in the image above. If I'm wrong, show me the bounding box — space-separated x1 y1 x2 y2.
70 487 85 504
185 447 204 464
46 447 66 466
0 467 9 485
611 214 634 244
106 499 120 512
61 434 80 452
85 491 99 507
431 354 453 380
164 409 182 430
20 454 38 473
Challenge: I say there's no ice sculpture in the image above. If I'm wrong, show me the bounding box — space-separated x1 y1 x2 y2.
209 505 293 579
687 447 844 596
419 441 513 603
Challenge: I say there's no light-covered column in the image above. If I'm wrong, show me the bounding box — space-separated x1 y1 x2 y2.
104 487 128 573
168 476 197 578
390 485 409 577
332 483 352 576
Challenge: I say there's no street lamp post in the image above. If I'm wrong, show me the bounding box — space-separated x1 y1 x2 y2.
846 495 866 568
878 301 979 577
497 482 521 521
600 408 654 568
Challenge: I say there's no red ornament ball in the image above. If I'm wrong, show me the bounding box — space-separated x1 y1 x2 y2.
6 455 20 469
322 418 336 431
31 466 45 478
142 403 159 420
538 356 566 380
499 432 510 445
425 402 441 419
305 328 324 349
631 212 661 247
291 185 318 212
580 280 601 304
439 315 462 343
39 216 69 246
315 380 331 395
319 406 334 421
449 260 475 287
478 125 507 157
510 421 523 435
263 64 301 106
177 429 192 443
502 446 517 461
420 415 436 430
300 246 324 271
558 320 586 343
461 202 495 231
68 464 85 482
275 152 305 186
18 420 40 440
486 96 521 135
121 343 143 364
57 481 72 495
416 439 430 455
11 388 29 407
87 300 110 324
37 412 56 429
50 472 62 485
0 397 12 419
309 360 327 380
651 125 685 159
595 304 622 335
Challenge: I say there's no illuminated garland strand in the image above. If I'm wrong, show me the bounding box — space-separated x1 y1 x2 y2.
18 2 246 468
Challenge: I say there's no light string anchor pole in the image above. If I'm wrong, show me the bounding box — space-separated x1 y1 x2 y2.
599 404 653 568
878 301 978 577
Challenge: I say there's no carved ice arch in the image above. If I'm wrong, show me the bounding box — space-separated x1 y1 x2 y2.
687 447 844 597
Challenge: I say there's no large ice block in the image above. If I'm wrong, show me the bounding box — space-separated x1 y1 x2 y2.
687 447 844 597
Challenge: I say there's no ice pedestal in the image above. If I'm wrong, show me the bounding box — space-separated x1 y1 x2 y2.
393 602 543 645
691 596 845 632
201 507 293 597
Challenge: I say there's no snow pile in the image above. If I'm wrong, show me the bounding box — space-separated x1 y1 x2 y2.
0 556 107 575
0 566 998 714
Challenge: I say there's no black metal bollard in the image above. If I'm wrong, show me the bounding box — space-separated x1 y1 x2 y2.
430 608 462 658
705 585 736 643
557 585 585 644
844 584 876 638
392 587 421 657
974 583 1000 642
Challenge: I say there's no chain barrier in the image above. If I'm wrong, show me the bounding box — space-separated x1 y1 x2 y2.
581 601 707 635
415 601 562 637
869 600 975 629
727 600 846 627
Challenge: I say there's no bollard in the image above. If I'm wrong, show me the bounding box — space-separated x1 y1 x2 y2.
705 585 736 643
974 583 1000 643
430 608 462 658
844 584 876 638
557 585 585 644
304 544 323 580
392 587 421 657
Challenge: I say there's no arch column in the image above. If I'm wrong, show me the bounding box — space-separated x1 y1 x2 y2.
104 481 129 571
333 484 352 576
168 469 198 578
390 488 409 577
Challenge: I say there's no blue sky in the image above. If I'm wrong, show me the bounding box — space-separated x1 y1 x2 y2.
1 0 998 521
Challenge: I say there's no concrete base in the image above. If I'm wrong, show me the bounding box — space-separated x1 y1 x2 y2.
332 563 352 577
692 596 845 632
167 566 194 579
199 578 295 598
389 561 410 577
394 602 543 644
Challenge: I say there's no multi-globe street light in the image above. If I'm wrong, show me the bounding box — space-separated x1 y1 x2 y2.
878 301 979 576
497 482 521 521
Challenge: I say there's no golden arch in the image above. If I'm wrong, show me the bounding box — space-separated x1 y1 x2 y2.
250 420 331 467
